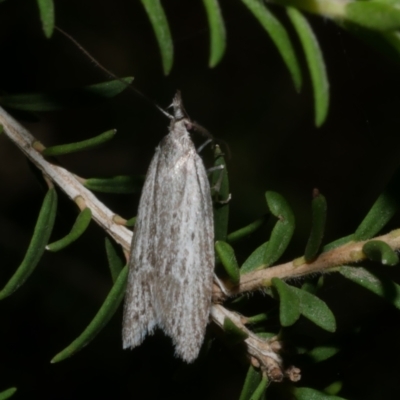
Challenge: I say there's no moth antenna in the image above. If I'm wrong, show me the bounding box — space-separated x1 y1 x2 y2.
191 121 213 140
156 104 173 120
54 26 172 120
170 91 230 158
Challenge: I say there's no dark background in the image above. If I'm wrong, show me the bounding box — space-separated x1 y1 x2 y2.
1 0 400 399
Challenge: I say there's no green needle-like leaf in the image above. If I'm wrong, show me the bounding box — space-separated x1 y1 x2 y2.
140 0 173 75
46 208 92 252
36 0 54 38
212 145 230 242
80 77 134 97
354 192 399 240
249 376 268 400
223 317 249 345
246 313 268 325
43 130 116 156
202 0 226 67
0 188 57 300
305 190 327 261
295 387 347 400
264 191 295 267
1 78 134 111
324 381 343 396
0 388 17 400
256 331 277 340
84 175 144 194
346 2 400 31
239 365 262 400
294 285 336 332
287 8 329 127
307 345 340 363
272 278 336 332
215 241 240 285
340 266 400 310
241 0 302 92
227 217 265 243
272 278 301 326
51 266 128 363
241 241 268 273
105 237 124 283
363 240 399 266
125 216 137 227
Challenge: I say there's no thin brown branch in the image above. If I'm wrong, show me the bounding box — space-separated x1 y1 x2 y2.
0 106 132 251
211 304 301 382
212 228 400 300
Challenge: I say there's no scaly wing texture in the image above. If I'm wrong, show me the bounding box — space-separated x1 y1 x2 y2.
123 118 214 363
154 137 214 362
122 146 162 349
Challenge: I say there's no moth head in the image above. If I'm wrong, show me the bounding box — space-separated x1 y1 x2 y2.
170 91 189 121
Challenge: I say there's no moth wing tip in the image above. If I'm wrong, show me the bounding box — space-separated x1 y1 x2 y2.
173 342 201 363
122 317 158 350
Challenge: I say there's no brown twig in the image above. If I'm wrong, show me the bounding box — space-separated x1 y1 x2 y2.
0 106 132 250
212 229 400 301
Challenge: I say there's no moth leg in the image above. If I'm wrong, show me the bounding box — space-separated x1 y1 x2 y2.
208 164 231 204
213 273 232 296
197 138 213 154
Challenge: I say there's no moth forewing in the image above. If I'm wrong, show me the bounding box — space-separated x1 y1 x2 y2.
122 92 214 362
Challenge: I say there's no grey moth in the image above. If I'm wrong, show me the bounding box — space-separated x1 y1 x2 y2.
122 92 214 362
